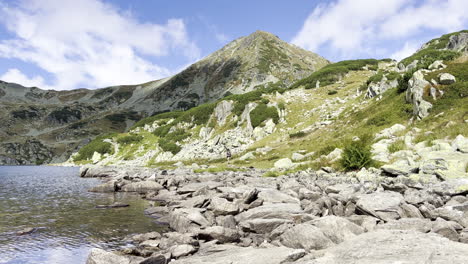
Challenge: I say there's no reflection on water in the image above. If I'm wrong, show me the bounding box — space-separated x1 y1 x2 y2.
0 166 160 264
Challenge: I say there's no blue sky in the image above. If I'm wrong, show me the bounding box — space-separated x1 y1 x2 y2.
0 0 467 90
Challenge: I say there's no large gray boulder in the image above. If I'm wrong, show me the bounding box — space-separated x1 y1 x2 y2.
280 223 334 251
240 218 292 234
309 230 468 264
356 191 404 220
171 245 305 264
214 100 233 126
311 216 364 243
86 248 143 264
439 73 456 85
235 203 303 222
406 70 432 119
209 197 240 216
376 218 432 233
121 181 163 193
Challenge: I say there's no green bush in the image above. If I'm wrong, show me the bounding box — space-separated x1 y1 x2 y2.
367 71 384 84
250 103 279 128
153 125 171 137
397 70 415 93
340 135 375 171
386 71 400 81
263 171 280 177
290 59 380 89
327 90 338 95
400 49 460 68
289 131 307 138
278 102 285 110
177 103 216 125
158 138 181 154
116 134 143 145
165 129 191 142
74 135 115 161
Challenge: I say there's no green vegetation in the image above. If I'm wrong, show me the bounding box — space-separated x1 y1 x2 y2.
131 111 182 130
425 30 468 50
74 134 116 161
400 30 465 68
327 90 338 95
367 71 384 84
396 70 415 93
262 171 280 177
250 103 279 128
388 140 405 153
158 138 181 154
289 131 307 138
290 59 380 89
105 111 140 124
116 134 143 145
386 71 400 81
340 135 375 171
258 40 289 73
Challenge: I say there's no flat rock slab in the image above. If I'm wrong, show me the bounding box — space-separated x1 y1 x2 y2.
171 245 304 264
308 230 468 264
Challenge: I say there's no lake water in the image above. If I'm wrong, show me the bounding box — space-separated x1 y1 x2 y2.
0 166 159 264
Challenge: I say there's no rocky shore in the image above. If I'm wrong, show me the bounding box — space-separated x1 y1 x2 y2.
82 165 468 264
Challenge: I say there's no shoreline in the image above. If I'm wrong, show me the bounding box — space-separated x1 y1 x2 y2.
81 164 468 263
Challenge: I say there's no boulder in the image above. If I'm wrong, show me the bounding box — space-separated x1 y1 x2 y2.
121 181 163 193
214 100 233 126
280 223 334 250
309 230 468 264
274 158 295 170
170 244 197 258
257 189 299 204
292 152 305 161
170 245 305 264
376 218 432 233
239 152 255 161
406 70 432 119
428 60 446 70
89 181 117 192
86 248 143 264
356 191 404 220
197 226 240 243
311 216 364 243
439 73 456 85
452 135 468 153
431 217 462 241
235 203 303 222
240 218 292 234
209 197 240 216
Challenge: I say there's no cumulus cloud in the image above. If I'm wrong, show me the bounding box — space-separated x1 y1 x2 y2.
292 0 468 61
0 68 50 88
0 0 200 90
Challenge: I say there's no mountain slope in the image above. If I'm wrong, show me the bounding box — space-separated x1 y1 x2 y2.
0 30 329 165
76 30 467 179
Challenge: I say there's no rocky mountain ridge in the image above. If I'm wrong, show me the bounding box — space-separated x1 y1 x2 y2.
0 30 329 165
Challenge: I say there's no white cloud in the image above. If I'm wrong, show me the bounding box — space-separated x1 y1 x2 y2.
390 41 420 61
0 68 51 88
292 0 468 60
0 0 200 90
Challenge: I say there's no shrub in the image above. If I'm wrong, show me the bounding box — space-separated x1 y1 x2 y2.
153 125 171 137
327 90 338 95
290 59 380 89
165 129 191 142
340 135 375 171
250 103 279 128
74 135 114 161
278 102 285 110
116 134 143 145
397 70 415 93
289 131 307 138
400 49 460 68
158 138 181 154
366 71 384 85
386 71 400 81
